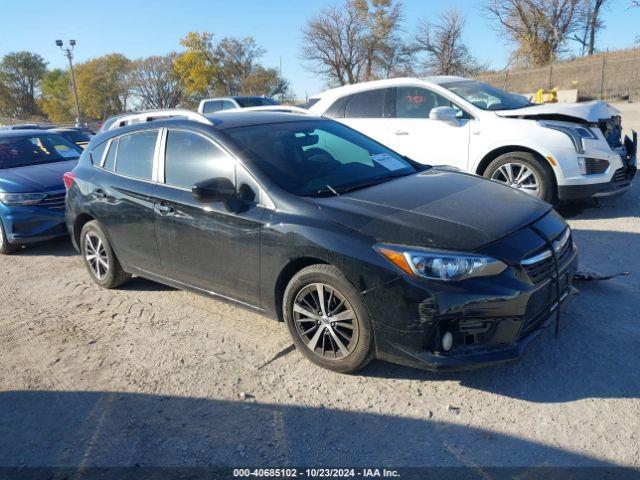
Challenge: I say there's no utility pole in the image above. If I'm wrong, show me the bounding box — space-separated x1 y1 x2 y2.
56 39 82 126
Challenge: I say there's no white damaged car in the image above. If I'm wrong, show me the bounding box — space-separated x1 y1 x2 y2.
307 77 637 203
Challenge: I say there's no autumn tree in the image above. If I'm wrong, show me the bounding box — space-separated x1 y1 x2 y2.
0 51 47 118
74 54 132 119
415 8 482 76
483 0 582 66
130 54 184 109
174 32 286 98
39 68 74 123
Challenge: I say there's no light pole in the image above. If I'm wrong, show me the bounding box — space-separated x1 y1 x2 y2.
56 39 82 126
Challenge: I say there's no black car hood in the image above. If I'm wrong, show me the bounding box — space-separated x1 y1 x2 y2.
314 169 551 251
0 160 76 193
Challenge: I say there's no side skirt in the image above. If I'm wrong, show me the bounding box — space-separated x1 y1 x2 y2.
127 265 269 316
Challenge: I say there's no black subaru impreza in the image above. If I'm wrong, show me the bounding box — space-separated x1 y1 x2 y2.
65 111 577 373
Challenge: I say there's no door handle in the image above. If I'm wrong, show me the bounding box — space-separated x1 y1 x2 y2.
93 189 107 200
393 130 409 136
153 203 174 215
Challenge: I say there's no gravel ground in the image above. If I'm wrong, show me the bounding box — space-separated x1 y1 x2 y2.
0 175 638 470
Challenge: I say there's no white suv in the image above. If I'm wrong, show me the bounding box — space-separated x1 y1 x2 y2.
197 96 279 114
308 77 637 203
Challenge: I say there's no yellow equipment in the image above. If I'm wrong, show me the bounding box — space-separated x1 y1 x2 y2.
533 88 558 104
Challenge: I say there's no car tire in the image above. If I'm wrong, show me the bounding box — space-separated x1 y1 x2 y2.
483 151 556 204
283 264 375 373
80 220 131 289
0 218 19 254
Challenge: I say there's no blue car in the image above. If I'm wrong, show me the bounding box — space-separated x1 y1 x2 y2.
0 130 82 254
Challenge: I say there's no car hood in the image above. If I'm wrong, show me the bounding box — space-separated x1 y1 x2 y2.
0 160 76 193
495 100 619 122
314 170 551 251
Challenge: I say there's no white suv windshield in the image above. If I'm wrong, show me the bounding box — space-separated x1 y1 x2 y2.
442 80 533 111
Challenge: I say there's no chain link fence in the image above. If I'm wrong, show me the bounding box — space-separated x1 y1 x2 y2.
477 48 640 101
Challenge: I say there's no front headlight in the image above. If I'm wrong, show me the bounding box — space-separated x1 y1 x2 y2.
538 120 597 154
0 192 47 206
374 244 507 281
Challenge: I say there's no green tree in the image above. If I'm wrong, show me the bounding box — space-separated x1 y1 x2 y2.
39 69 74 123
0 51 47 118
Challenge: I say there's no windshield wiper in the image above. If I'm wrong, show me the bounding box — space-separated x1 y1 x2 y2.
337 172 414 194
308 184 340 197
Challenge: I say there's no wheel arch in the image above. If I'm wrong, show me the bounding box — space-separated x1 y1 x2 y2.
474 146 559 202
72 213 96 251
274 256 329 322
474 145 553 176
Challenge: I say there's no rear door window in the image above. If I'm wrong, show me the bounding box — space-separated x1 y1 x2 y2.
344 89 389 118
221 100 236 110
115 130 158 180
102 139 118 171
324 96 349 118
202 101 223 114
164 130 235 189
90 141 108 165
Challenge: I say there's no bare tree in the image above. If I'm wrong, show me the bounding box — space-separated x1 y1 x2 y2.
301 3 366 86
353 0 404 80
415 9 482 76
483 0 582 67
301 0 406 86
574 0 610 55
377 39 416 78
130 54 184 109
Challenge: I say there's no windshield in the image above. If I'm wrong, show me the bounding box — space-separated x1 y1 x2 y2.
235 97 279 108
0 134 82 169
442 80 532 111
224 120 419 196
57 130 90 143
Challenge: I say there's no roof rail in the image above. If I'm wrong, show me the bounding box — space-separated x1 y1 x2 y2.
234 105 309 114
108 109 213 131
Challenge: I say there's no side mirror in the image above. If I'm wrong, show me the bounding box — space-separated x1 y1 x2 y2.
192 177 237 202
429 106 458 125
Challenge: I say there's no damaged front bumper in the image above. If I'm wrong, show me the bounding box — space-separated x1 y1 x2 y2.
558 130 637 201
362 226 579 372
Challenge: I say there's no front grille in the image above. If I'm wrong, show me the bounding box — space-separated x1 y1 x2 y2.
38 192 66 210
584 158 609 174
612 167 631 183
522 229 573 284
523 254 554 283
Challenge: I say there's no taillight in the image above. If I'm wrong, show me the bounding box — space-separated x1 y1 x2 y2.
63 172 76 190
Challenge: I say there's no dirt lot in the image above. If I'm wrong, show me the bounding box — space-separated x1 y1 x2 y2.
1 173 639 469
